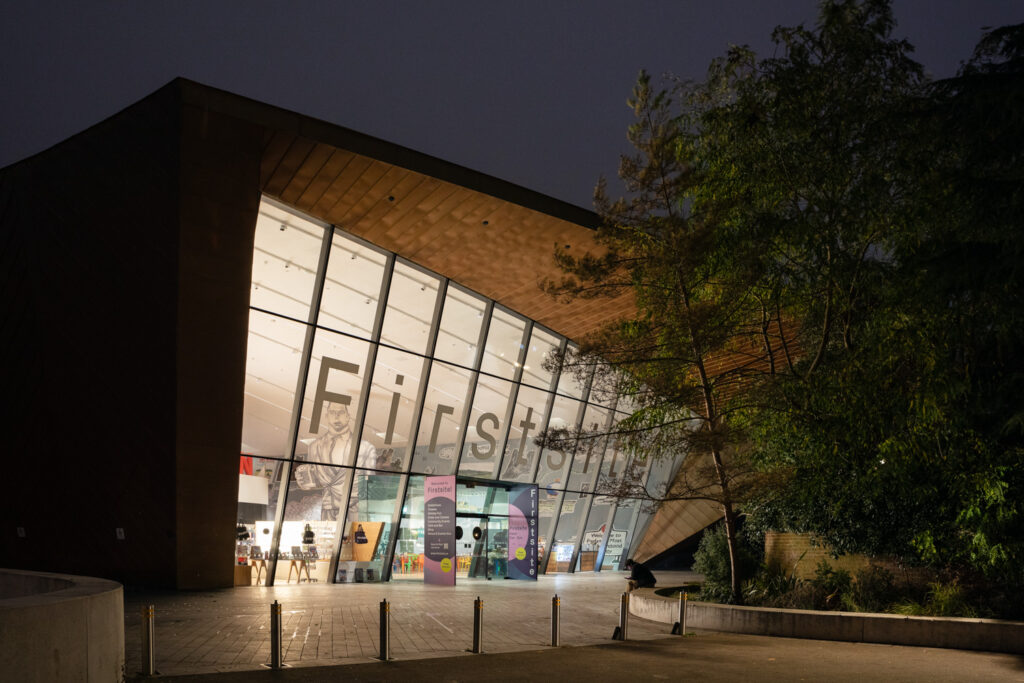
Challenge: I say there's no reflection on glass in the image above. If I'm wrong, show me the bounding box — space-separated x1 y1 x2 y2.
556 344 589 398
360 347 427 472
412 361 472 475
480 308 526 380
317 229 387 340
521 327 561 390
434 286 486 368
537 488 562 570
250 202 325 321
241 311 307 457
602 500 637 569
499 386 550 481
566 405 611 492
379 261 440 353
549 492 589 572
578 496 614 571
534 395 582 490
459 373 515 479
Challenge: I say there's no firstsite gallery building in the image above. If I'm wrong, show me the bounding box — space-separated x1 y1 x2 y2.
1 80 695 589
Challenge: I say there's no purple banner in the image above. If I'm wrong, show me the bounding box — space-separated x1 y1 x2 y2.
507 484 538 580
424 476 456 585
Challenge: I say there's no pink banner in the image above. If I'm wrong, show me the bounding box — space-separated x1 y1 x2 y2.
424 476 456 585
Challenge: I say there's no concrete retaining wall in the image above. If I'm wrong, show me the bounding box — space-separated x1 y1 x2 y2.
0 568 125 682
628 589 1024 654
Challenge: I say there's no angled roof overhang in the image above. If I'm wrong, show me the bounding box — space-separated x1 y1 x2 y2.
177 79 633 341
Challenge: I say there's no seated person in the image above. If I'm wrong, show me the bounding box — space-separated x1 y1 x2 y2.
624 558 656 590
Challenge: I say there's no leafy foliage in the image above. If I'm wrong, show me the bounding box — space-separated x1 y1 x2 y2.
693 523 762 603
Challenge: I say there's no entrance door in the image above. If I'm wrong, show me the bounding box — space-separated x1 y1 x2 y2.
455 515 508 579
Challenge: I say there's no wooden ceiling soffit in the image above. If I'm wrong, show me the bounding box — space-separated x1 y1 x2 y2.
260 136 634 342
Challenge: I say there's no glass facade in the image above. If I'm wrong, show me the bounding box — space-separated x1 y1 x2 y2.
235 197 686 585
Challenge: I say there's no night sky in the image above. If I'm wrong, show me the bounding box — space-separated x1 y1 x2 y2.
3 1 1021 208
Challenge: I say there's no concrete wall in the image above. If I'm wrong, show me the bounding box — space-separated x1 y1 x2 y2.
0 569 125 682
628 589 1024 655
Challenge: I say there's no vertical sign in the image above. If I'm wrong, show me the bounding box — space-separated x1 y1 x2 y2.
424 476 456 585
507 484 538 580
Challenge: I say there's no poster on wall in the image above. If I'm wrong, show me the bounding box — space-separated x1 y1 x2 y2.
424 476 456 586
507 484 539 580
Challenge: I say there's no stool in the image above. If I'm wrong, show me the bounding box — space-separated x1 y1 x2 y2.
251 559 268 585
287 558 311 583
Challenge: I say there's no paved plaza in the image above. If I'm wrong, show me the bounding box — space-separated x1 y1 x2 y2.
123 571 692 677
123 571 1024 681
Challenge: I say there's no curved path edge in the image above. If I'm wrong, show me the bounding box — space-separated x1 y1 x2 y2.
628 588 1024 654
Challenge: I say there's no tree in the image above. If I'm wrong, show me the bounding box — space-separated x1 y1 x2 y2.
541 0 932 604
540 68 784 605
752 21 1024 591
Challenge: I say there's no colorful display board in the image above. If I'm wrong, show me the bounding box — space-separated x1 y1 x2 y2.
507 484 539 580
424 476 456 585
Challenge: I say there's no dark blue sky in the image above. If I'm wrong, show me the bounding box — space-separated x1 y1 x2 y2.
2 1 1021 208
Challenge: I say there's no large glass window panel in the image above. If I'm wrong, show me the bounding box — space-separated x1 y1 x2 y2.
360 346 428 473
602 499 638 570
317 230 387 340
549 492 590 572
578 495 615 571
479 308 526 380
459 373 515 479
566 405 611 492
645 448 685 502
236 456 282 584
379 261 441 354
335 471 402 583
594 424 631 494
394 477 425 579
412 360 473 476
241 310 307 457
250 201 325 321
520 327 561 390
537 488 562 571
534 395 582 490
555 344 589 398
626 506 656 561
498 386 550 481
434 286 486 368
282 330 374 538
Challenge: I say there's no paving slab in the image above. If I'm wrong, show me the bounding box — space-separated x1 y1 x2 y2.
124 571 693 677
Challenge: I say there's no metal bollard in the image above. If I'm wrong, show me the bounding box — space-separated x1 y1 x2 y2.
551 594 560 647
140 604 155 676
613 591 629 640
471 596 484 653
671 591 688 635
379 598 391 661
270 600 283 669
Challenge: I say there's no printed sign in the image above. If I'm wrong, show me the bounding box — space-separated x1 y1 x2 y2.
424 476 456 585
507 484 539 580
605 530 627 556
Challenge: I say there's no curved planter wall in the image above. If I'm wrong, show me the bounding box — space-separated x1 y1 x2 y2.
0 569 124 682
628 590 1024 654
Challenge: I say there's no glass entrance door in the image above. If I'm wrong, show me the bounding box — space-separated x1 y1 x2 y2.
455 515 508 579
486 517 508 579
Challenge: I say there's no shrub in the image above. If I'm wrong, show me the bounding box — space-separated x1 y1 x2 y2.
693 522 761 603
808 561 852 610
842 565 898 613
892 580 977 617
